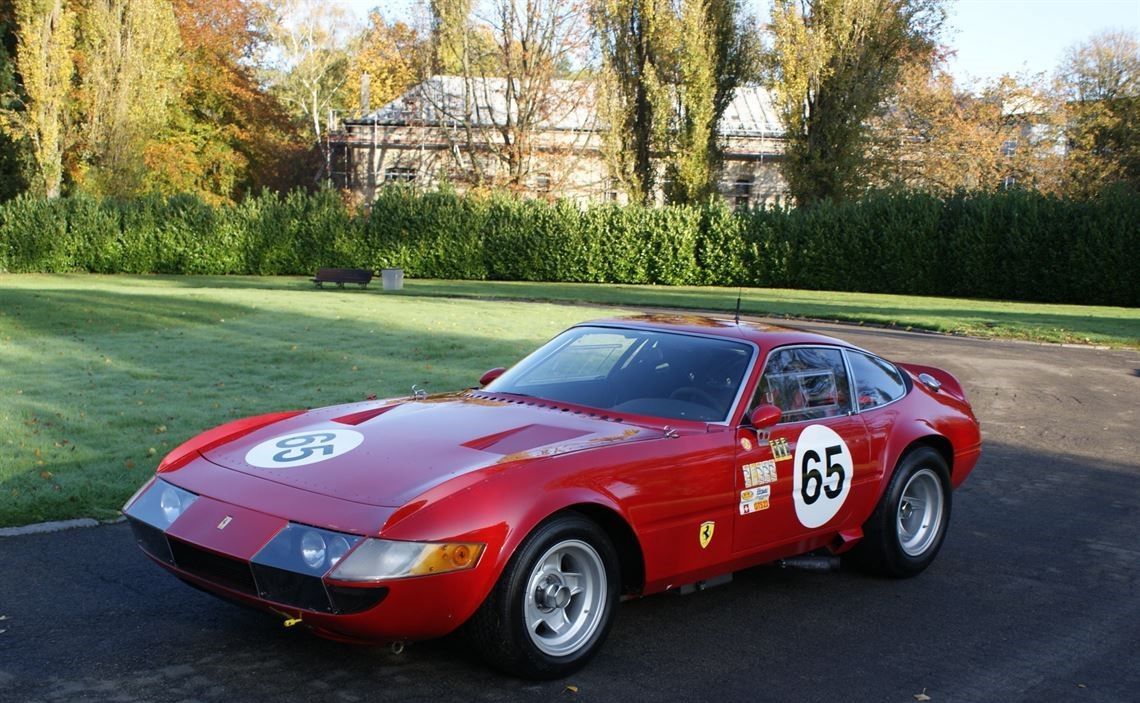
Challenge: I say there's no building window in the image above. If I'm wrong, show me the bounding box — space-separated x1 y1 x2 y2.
384 167 416 183
1002 174 1017 189
1001 140 1017 157
734 178 753 210
536 173 552 193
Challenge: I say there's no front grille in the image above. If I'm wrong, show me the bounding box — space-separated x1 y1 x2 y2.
168 538 258 596
327 584 389 614
251 563 333 612
131 521 389 616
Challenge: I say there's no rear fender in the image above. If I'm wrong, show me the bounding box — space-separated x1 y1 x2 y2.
898 363 967 403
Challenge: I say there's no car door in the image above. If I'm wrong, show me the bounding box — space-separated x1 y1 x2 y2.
733 345 873 553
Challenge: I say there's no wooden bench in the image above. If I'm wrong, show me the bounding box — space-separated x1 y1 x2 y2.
311 268 373 289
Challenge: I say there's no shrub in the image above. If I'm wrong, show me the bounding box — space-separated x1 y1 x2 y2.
0 187 1135 306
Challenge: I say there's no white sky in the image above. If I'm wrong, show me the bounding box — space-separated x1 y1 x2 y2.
347 0 1140 86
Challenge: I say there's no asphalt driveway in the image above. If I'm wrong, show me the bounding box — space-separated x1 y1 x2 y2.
1 319 1137 702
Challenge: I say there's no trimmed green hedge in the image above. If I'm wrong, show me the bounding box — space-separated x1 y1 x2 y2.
1 187 1136 306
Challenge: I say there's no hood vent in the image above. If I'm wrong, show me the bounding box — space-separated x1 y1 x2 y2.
332 405 398 426
463 423 591 455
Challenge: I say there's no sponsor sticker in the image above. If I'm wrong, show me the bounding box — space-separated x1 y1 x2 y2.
742 460 778 488
771 437 792 462
739 485 771 515
740 437 753 452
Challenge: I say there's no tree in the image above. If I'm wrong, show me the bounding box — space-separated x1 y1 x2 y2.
75 0 183 197
340 12 427 114
767 0 944 205
426 0 593 189
147 0 310 202
664 0 758 203
592 0 674 203
1056 30 1139 196
867 61 1064 194
0 4 30 199
2 0 74 198
263 0 356 149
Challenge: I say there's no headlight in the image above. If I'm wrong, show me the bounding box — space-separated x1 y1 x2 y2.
300 530 327 569
122 479 198 529
328 539 485 582
251 524 363 577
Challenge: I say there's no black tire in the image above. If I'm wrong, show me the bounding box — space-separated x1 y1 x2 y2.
465 513 620 679
847 446 952 578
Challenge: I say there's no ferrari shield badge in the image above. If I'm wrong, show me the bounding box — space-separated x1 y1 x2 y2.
699 521 715 549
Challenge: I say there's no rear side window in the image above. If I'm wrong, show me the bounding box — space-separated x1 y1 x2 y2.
755 347 851 423
847 352 907 410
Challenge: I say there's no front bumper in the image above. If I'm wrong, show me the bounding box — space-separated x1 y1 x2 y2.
124 480 495 642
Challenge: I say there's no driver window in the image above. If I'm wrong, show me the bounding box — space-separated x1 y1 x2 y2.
754 347 851 423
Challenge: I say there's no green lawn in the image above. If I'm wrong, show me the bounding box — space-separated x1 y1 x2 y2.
0 275 626 527
1 273 1136 527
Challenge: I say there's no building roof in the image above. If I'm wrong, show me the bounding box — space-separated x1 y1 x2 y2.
350 75 784 137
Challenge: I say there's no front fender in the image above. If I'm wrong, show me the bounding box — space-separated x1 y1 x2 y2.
376 456 640 632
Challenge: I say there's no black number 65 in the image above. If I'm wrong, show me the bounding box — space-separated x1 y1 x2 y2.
801 444 846 505
273 433 336 463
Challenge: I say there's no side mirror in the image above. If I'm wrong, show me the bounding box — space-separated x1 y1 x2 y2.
747 404 782 430
479 367 506 387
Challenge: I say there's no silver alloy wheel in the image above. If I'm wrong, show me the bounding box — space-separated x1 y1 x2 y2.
897 468 945 557
523 539 607 657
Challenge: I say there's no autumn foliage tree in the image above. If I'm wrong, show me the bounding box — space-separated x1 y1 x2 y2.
1056 30 1140 196
148 0 310 202
339 12 426 114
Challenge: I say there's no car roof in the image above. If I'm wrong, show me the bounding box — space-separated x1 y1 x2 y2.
580 314 865 352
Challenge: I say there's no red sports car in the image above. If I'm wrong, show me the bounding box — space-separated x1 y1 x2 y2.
124 315 981 678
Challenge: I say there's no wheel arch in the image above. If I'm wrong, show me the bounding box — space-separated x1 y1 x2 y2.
560 503 645 596
900 434 954 477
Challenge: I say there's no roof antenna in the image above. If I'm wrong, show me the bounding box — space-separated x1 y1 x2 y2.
733 288 742 325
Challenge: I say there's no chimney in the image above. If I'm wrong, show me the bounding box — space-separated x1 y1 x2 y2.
361 71 371 114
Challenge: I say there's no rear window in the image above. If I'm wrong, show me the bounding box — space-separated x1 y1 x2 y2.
847 351 907 410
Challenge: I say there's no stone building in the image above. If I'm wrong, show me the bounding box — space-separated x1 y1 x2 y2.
327 75 789 208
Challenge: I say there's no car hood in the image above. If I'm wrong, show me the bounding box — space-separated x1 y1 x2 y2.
200 392 660 508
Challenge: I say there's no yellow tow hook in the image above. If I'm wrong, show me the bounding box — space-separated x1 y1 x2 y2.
271 608 303 628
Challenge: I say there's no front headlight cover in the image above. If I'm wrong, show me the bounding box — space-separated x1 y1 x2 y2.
328 538 484 582
252 523 364 577
123 479 198 529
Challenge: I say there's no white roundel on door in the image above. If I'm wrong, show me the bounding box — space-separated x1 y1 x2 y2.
791 424 853 528
245 429 364 468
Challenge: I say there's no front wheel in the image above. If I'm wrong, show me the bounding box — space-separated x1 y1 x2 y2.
465 514 619 679
848 446 952 578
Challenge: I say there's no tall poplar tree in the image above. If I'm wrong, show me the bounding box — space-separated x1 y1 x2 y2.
768 0 943 205
592 0 673 203
77 0 182 196
665 0 757 203
3 0 74 198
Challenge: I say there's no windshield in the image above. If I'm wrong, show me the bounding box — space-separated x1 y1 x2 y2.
485 326 755 422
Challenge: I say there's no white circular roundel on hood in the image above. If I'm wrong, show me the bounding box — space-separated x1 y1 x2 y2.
245 429 364 468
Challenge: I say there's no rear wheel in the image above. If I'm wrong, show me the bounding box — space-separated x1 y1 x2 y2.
848 446 951 578
466 514 619 679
